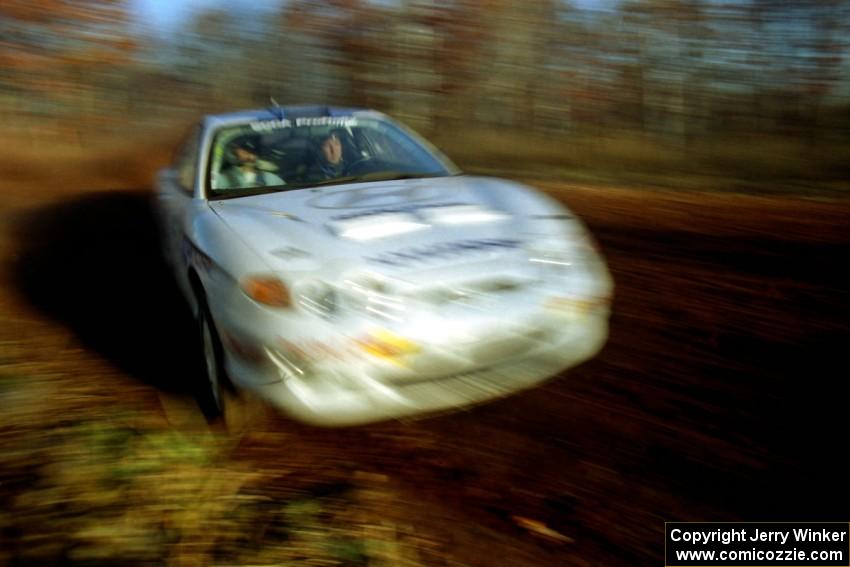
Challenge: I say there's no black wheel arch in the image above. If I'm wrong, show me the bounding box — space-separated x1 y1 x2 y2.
187 267 205 317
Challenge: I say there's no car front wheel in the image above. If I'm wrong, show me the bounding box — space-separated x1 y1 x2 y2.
197 299 269 432
198 301 228 420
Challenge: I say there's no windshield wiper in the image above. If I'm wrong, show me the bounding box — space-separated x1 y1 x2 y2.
306 171 445 188
209 184 288 200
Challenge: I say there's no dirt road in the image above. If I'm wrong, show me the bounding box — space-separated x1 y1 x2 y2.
1 182 848 565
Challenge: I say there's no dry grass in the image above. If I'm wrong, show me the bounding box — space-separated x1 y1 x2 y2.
1 130 176 197
433 127 850 197
0 372 453 566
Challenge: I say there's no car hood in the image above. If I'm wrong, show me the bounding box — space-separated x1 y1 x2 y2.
209 175 565 277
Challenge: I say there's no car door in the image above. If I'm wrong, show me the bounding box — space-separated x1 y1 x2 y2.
156 126 200 295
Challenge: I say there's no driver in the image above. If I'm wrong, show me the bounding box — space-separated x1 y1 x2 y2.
315 132 346 179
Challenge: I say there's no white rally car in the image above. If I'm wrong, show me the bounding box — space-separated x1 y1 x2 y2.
155 105 613 426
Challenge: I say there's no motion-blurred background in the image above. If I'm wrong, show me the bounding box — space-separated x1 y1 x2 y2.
2 0 849 194
2 3 850 566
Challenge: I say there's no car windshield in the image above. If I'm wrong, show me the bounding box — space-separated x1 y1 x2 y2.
207 115 457 198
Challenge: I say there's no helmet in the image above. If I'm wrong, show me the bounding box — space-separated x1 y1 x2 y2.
224 134 261 166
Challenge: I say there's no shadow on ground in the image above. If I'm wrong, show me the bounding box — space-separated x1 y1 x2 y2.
11 189 201 394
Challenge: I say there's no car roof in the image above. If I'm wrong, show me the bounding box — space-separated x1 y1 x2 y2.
202 105 380 128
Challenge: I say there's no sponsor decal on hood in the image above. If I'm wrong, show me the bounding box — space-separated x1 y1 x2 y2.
365 238 521 267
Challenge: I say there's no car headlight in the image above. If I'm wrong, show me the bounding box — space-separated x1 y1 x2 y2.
294 279 338 319
341 273 406 320
241 275 291 308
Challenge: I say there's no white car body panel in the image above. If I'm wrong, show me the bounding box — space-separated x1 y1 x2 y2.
155 106 613 426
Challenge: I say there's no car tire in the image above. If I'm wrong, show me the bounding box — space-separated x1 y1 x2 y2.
197 297 269 433
197 299 230 420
